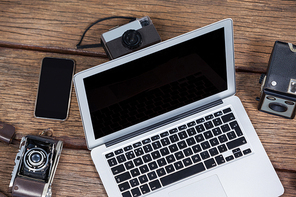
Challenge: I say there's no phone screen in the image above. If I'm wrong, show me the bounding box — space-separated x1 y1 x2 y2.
35 57 75 120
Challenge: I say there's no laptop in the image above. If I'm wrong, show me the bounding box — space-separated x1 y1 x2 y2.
73 18 284 197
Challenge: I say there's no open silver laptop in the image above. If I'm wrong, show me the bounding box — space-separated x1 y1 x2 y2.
73 19 284 197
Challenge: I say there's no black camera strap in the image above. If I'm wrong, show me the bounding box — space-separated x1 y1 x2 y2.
76 16 137 49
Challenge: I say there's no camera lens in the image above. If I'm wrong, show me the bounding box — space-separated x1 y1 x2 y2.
24 148 48 171
269 102 288 112
122 30 142 50
31 153 42 163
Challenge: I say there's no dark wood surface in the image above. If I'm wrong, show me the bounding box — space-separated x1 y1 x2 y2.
1 0 296 196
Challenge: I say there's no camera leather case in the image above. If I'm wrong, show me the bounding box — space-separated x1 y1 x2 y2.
258 41 296 118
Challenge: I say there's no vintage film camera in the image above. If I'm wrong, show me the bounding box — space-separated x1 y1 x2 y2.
9 135 63 197
258 41 296 118
101 16 161 59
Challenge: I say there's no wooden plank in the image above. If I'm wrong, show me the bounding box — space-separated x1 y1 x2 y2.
0 0 296 70
0 144 295 197
1 47 296 171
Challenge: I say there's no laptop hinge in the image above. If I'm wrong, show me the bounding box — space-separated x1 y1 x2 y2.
105 99 223 147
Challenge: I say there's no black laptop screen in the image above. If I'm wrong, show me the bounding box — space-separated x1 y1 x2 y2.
84 28 227 139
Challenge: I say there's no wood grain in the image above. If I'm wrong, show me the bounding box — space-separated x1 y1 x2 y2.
1 0 296 196
0 0 296 71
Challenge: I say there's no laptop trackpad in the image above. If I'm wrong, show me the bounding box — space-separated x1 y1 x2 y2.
168 175 227 197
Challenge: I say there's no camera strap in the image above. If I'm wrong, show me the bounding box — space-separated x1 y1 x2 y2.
0 122 15 144
76 16 137 49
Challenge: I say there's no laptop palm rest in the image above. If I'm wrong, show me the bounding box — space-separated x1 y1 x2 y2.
168 175 227 197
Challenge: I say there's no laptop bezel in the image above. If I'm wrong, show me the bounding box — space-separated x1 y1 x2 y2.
74 18 235 150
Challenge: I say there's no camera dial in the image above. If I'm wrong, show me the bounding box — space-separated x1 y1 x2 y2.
122 30 142 50
24 147 49 172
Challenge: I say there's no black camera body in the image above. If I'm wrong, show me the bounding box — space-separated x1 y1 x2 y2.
258 41 296 118
101 16 161 59
9 135 63 197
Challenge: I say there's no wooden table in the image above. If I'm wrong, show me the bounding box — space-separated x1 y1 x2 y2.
0 0 295 196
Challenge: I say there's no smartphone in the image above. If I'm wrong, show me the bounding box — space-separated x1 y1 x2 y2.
34 57 75 121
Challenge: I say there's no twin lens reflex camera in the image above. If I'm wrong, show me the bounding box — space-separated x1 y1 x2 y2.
258 41 296 118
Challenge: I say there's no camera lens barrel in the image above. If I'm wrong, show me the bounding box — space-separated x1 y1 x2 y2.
24 147 48 172
122 30 142 50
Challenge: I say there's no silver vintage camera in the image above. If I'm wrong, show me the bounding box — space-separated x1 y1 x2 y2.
258 41 296 118
9 135 63 197
101 16 161 59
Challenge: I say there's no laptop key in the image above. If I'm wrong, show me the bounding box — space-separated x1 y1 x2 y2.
148 161 158 170
169 144 178 153
196 118 205 124
118 181 130 192
214 111 223 117
169 134 179 143
160 131 169 138
160 147 170 156
205 114 214 120
178 125 187 131
115 171 131 183
117 155 127 163
161 162 206 187
105 152 114 159
115 149 124 155
204 158 217 169
112 164 125 175
130 178 139 187
152 141 162 149
134 147 144 156
122 191 132 197
226 155 234 162
223 107 232 114
147 171 157 180
133 142 142 148
215 155 225 165
142 154 152 163
140 184 150 194
230 121 243 136
161 137 170 146
156 168 166 177
221 113 235 123
143 144 153 153
142 138 151 145
187 128 197 136
174 161 184 170
204 121 214 130
221 124 231 133
124 145 133 152
139 174 148 184
107 158 117 167
149 179 162 191
130 168 140 177
169 128 178 134
151 135 160 141
125 161 134 170
165 164 175 173
151 150 161 159
226 136 247 150
139 165 149 174
178 131 188 139
131 187 141 197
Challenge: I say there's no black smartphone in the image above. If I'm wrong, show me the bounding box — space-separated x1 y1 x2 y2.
34 57 75 120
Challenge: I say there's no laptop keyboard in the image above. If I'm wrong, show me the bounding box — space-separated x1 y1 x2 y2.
105 107 252 197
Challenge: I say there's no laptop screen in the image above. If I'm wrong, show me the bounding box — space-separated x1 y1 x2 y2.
84 27 227 139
